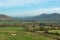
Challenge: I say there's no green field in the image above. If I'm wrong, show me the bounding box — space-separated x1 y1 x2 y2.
0 27 56 40
48 30 60 33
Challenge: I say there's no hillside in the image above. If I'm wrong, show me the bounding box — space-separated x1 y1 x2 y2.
34 13 60 23
0 14 17 22
19 13 60 23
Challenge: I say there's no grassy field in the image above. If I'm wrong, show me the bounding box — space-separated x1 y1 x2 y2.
0 27 24 31
0 27 56 40
48 30 60 33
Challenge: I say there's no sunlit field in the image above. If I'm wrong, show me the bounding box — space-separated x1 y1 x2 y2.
0 27 56 40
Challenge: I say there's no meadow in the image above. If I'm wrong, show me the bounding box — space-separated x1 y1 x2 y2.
0 22 60 40
0 27 57 40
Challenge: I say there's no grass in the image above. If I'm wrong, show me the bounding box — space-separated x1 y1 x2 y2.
48 30 60 33
0 27 24 31
0 27 56 40
0 31 55 40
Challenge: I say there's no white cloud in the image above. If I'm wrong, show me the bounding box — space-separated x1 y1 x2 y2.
39 8 60 13
0 0 60 16
0 0 45 7
0 7 60 16
0 0 59 7
8 7 60 16
22 7 60 16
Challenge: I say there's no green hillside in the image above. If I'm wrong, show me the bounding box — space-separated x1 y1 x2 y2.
19 13 60 23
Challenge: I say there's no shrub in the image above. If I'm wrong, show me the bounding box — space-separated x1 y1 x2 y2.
39 27 45 31
24 24 34 32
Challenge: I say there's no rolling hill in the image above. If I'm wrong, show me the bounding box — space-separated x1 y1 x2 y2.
0 14 18 22
34 13 60 23
18 13 60 23
1 13 60 23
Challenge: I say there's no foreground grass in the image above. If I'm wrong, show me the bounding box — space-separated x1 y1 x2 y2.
0 27 56 40
0 31 55 40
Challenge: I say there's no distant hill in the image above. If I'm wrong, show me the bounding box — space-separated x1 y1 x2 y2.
18 13 60 23
34 13 60 23
0 14 18 22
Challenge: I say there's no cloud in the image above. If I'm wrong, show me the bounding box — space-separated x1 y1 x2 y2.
0 0 60 16
22 7 60 16
0 7 60 17
39 8 60 13
6 7 60 16
0 0 45 7
0 0 59 8
40 8 60 13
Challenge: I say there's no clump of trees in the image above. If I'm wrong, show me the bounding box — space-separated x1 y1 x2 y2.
23 24 34 32
22 22 60 32
0 22 60 32
23 23 46 32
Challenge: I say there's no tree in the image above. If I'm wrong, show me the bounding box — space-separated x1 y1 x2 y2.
24 24 34 32
34 24 40 31
39 26 45 31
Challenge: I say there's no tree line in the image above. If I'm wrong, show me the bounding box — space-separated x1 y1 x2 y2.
0 22 60 32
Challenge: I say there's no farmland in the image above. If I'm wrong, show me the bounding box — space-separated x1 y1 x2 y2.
0 27 60 40
0 14 60 40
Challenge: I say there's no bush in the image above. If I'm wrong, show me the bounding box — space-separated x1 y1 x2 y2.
34 25 40 31
39 27 45 31
24 24 34 32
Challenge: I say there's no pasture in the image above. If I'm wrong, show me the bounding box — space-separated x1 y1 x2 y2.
0 27 56 40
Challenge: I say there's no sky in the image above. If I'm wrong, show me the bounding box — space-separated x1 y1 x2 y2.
0 0 60 17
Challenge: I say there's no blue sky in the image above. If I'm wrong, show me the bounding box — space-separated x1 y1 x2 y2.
0 0 60 17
